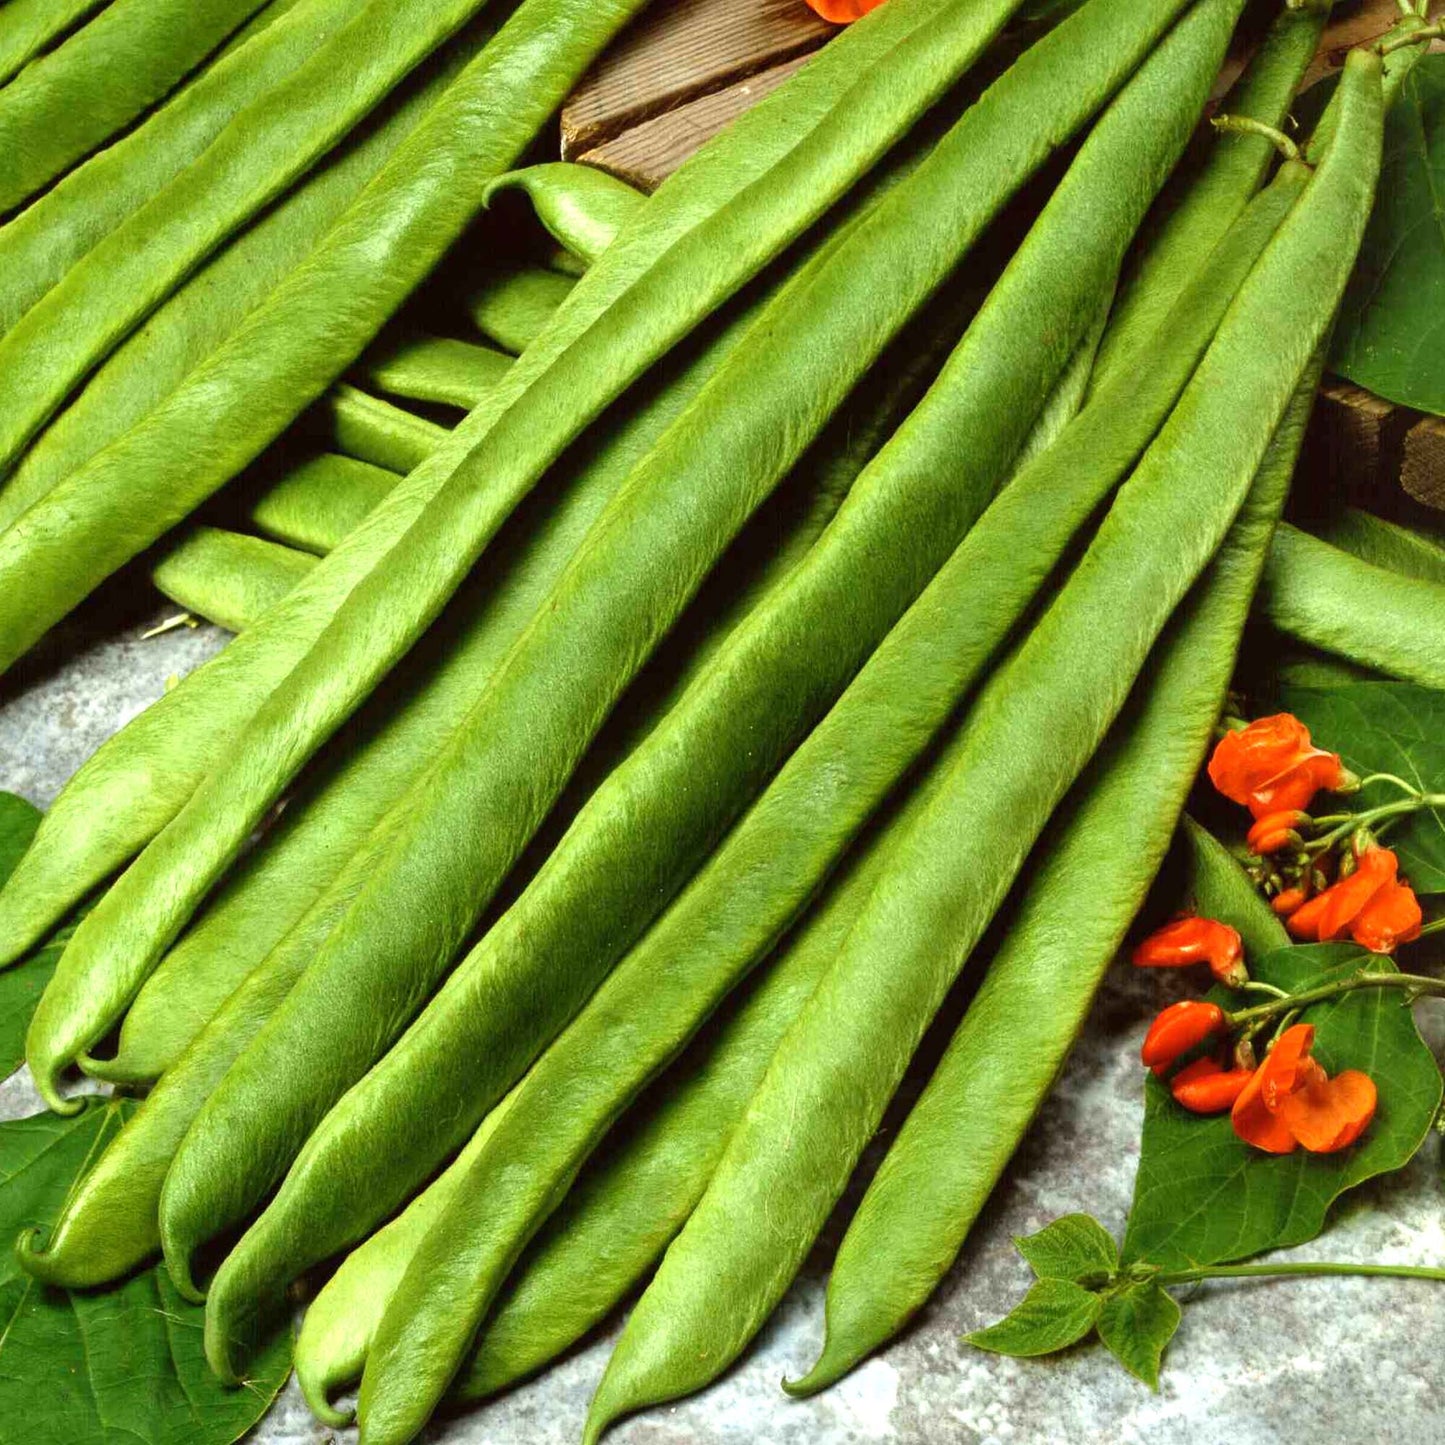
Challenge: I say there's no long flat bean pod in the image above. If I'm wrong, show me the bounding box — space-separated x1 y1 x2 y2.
580 59 1381 1438
356 334 512 412
191 0 1197 1377
151 527 317 633
486 161 647 265
1306 506 1445 586
349 17 1278 1435
0 0 271 213
26 241 946 1291
795 370 1322 1394
1257 523 1445 687
1090 1 1324 387
0 28 477 536
15 808 411 1287
0 0 109 90
0 0 1022 971
247 452 399 555
88 290 774 1091
0 0 524 473
0 0 380 336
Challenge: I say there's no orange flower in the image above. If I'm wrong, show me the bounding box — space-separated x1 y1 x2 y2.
1230 1023 1376 1154
1275 1069 1378 1152
1171 1058 1253 1114
1352 879 1423 954
1208 714 1345 819
1132 915 1247 988
1246 810 1310 855
1141 1000 1229 1072
803 0 886 21
1285 845 1419 953
1272 886 1309 918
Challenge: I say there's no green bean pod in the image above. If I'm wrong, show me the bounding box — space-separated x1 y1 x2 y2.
581 56 1381 1439
247 452 400 555
348 12 1274 1435
83 290 769 1091
30 254 851 1281
0 0 110 90
0 0 381 336
356 333 512 412
1256 523 1445 687
1178 811 1290 960
191 0 1199 1384
485 162 648 264
150 527 317 632
14 811 403 1287
0 32 471 537
1306 506 1445 586
0 0 1010 967
793 370 1322 1395
0 0 272 213
464 263 578 354
312 386 448 473
295 1086 520 1424
1090 1 1325 388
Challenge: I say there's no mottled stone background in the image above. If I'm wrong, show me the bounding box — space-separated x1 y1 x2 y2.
3 603 1442 1445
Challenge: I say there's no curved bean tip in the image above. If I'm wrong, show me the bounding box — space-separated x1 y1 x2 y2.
296 1368 355 1430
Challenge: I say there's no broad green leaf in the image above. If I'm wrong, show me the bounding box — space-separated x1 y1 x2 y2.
965 1278 1102 1358
1329 56 1445 415
1015 1213 1118 1283
0 792 53 1077
1123 944 1442 1269
0 1103 291 1445
1096 1279 1180 1390
1277 683 1445 895
0 793 80 1078
0 790 39 866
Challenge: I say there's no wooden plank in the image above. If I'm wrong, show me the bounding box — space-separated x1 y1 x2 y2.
561 0 834 160
1402 415 1445 512
1305 377 1410 504
579 54 813 193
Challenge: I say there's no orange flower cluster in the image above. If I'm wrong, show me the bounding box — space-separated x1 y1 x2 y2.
1138 977 1378 1153
1207 713 1421 955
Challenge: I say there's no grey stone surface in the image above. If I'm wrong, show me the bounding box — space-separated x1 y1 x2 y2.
3 606 1443 1445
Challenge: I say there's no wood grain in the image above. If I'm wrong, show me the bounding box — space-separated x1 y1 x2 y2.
561 0 834 159
1403 416 1445 511
579 54 813 191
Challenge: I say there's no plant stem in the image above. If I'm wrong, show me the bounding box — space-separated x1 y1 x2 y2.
1157 1261 1445 1285
1227 970 1445 1027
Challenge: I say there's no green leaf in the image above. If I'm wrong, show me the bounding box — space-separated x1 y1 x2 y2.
1327 56 1445 415
965 1278 1102 1358
1015 1213 1119 1283
1096 1279 1180 1389
1276 683 1445 895
0 792 71 1078
0 1103 291 1445
1123 943 1443 1269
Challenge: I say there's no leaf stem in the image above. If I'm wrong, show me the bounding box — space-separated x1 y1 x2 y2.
1156 1261 1445 1285
1379 21 1444 52
1226 969 1445 1027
